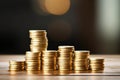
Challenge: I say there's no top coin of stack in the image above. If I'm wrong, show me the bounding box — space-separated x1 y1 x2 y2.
9 60 25 71
74 50 90 71
25 51 41 71
58 46 75 71
89 58 104 71
42 50 57 71
29 30 48 52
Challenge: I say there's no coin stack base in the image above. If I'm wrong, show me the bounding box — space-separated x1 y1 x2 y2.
42 50 57 71
74 50 90 71
58 46 74 71
9 60 25 71
90 58 104 71
25 51 41 71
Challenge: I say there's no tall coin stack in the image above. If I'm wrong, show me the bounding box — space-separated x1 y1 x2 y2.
58 46 74 71
74 51 90 71
25 51 41 71
9 60 25 71
29 30 48 52
42 50 57 71
89 58 104 71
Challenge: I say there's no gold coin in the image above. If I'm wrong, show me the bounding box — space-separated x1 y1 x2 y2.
30 35 47 38
90 58 104 61
30 44 48 47
26 66 41 68
25 57 41 60
30 46 47 49
29 30 46 33
74 50 90 55
58 57 70 60
74 57 89 59
58 47 74 50
9 60 25 65
26 61 41 64
9 69 24 71
30 31 46 34
26 64 41 67
42 66 55 68
25 68 41 71
9 67 24 69
30 34 46 37
25 58 41 60
74 67 88 71
26 51 41 57
42 55 56 58
74 59 88 62
42 57 56 59
9 65 24 68
90 66 104 68
74 63 88 66
90 64 104 66
58 66 70 69
32 39 48 41
42 68 54 71
42 63 55 66
9 70 24 71
42 50 57 53
30 48 47 51
42 66 56 70
58 54 73 57
58 68 70 71
26 69 41 71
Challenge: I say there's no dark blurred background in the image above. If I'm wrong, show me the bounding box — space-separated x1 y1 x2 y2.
0 0 120 54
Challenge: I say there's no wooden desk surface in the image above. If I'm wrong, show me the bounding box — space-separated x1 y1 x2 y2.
0 55 120 80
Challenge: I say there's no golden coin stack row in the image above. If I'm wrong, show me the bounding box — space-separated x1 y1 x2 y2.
9 60 25 71
89 58 104 71
42 50 57 71
73 51 90 71
57 46 74 71
25 51 41 71
29 30 48 52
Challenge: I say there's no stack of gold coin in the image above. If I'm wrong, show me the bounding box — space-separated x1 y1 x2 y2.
74 50 90 71
25 51 41 71
42 50 57 71
58 46 74 71
29 30 48 52
89 58 104 71
9 60 25 71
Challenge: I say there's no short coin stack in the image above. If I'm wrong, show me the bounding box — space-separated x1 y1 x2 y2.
25 51 41 71
89 58 104 71
58 46 74 71
29 30 48 52
74 51 90 71
42 50 57 71
9 60 25 71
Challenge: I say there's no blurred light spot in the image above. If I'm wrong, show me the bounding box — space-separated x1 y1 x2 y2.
37 0 49 15
96 0 120 40
32 0 49 16
44 0 71 15
48 20 72 41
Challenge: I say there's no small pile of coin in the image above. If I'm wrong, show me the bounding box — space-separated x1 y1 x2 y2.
73 51 90 71
29 30 48 52
58 46 74 71
25 51 41 71
89 58 104 71
9 60 25 71
42 50 57 71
